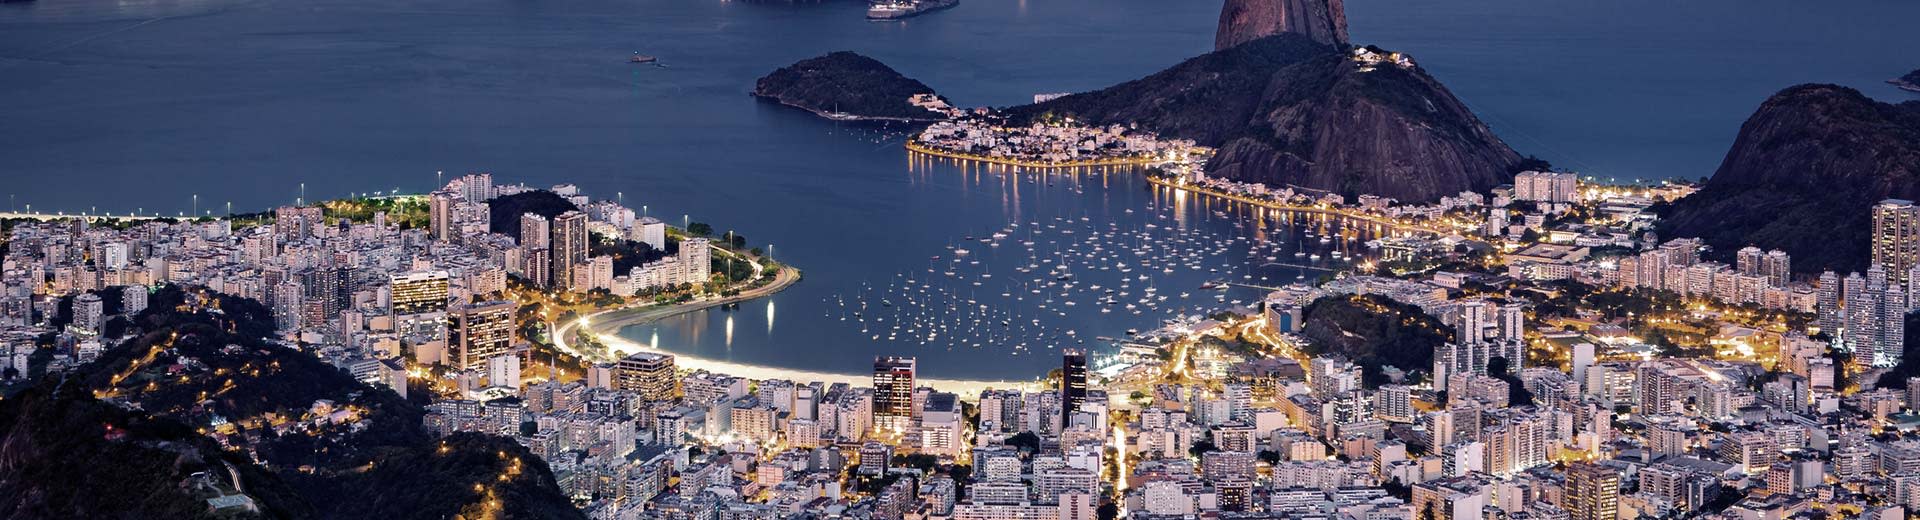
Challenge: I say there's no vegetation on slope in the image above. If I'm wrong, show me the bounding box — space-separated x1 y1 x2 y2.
14 285 585 519
753 51 946 121
1659 84 1920 273
487 190 580 242
1298 294 1452 387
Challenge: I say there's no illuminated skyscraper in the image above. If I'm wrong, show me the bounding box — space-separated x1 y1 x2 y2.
617 351 679 402
449 300 515 370
1061 349 1087 423
1565 463 1621 520
389 271 450 316
872 356 917 433
1874 199 1920 284
550 211 589 291
1815 271 1841 334
429 190 461 242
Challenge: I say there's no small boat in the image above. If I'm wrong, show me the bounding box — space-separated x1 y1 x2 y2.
630 54 657 63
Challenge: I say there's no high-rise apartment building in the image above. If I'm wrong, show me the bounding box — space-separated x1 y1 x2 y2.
873 356 917 434
520 213 549 249
1874 199 1920 284
550 211 589 291
273 206 324 241
524 247 551 289
1513 170 1578 204
617 351 679 402
449 300 515 370
389 271 450 316
73 292 104 333
1761 250 1791 287
1816 271 1842 334
1565 463 1621 520
429 190 461 242
1061 349 1087 423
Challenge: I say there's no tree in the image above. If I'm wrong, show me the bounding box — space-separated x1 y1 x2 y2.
687 222 714 236
1096 502 1119 520
1188 440 1219 458
1006 431 1041 454
892 453 939 473
1486 357 1535 406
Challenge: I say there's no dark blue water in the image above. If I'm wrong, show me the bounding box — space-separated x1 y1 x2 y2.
4 0 1916 378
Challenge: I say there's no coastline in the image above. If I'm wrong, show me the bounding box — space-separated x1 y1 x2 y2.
557 264 1042 396
1141 174 1448 237
905 139 1166 169
752 94 948 123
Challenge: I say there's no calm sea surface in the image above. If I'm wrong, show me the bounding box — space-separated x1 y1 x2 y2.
4 0 1915 378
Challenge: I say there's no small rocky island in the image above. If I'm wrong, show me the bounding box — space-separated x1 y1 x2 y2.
753 51 956 122
1893 68 1920 93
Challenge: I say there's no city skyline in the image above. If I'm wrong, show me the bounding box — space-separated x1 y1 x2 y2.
4 0 1920 518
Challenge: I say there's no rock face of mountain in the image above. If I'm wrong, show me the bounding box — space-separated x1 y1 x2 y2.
1005 36 1522 202
1659 84 1920 273
1203 49 1522 202
1216 0 1347 50
753 51 947 121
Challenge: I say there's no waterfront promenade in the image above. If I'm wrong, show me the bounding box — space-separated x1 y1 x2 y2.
1144 175 1450 237
905 140 1166 169
0 211 162 222
554 263 1039 396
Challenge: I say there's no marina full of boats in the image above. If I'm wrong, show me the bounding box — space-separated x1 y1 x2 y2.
821 193 1387 359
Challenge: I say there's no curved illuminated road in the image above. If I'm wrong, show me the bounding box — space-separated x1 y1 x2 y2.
552 261 1036 396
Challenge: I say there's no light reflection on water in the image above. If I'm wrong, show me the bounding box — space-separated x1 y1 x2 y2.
618 155 1389 380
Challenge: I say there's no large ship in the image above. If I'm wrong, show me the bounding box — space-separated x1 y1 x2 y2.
867 0 957 20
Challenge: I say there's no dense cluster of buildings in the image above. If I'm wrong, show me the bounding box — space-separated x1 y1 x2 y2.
0 173 713 399
429 177 711 296
14 156 1920 519
914 120 1194 165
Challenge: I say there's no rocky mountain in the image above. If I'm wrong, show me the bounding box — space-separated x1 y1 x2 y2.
753 51 948 122
1659 84 1920 273
0 286 584 519
1893 68 1920 93
1005 36 1523 202
1216 0 1347 50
